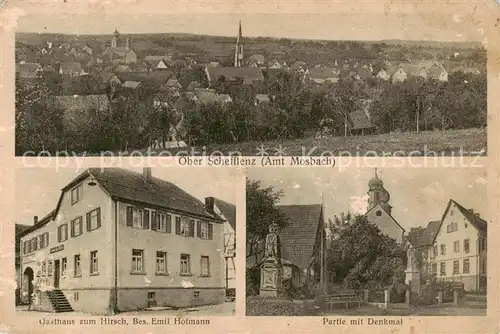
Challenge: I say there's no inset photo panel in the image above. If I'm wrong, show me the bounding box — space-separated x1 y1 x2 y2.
15 166 239 316
246 167 488 316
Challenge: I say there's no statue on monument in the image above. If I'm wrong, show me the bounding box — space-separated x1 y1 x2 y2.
264 223 281 262
407 244 416 271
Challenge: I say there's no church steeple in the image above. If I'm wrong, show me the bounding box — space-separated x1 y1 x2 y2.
234 21 244 67
367 168 392 214
111 27 120 48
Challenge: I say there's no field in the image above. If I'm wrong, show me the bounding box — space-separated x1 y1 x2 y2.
178 128 487 157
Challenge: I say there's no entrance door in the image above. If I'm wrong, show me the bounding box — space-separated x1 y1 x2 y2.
54 260 60 288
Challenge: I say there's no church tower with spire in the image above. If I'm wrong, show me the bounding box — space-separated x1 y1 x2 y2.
367 168 392 215
364 168 404 243
234 21 244 67
111 27 120 48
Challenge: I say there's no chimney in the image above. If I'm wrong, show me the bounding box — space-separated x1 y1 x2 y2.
34 216 38 225
468 209 474 214
205 197 215 214
143 167 152 183
474 213 480 219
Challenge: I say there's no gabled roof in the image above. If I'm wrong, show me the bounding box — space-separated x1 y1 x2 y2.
116 71 174 84
255 94 270 103
450 199 487 232
213 198 236 231
16 63 42 78
55 94 109 111
19 210 55 238
431 199 487 245
59 62 83 75
413 221 440 248
309 68 339 80
122 81 141 89
205 66 264 83
56 168 224 223
277 204 323 269
365 203 406 233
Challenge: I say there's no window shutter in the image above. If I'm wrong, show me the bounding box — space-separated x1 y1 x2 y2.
126 207 133 227
208 223 213 240
57 226 61 242
197 221 201 238
166 215 172 233
64 225 68 240
189 220 195 237
86 212 91 231
70 220 75 237
144 210 150 229
151 212 157 231
97 208 101 228
46 233 49 247
175 218 180 235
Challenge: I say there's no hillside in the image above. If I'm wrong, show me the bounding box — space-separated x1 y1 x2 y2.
162 128 486 157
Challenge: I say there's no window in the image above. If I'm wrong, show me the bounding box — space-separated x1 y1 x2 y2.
180 254 191 275
42 262 47 276
453 241 460 253
57 224 68 242
481 238 487 252
134 208 144 228
48 260 53 276
463 259 470 273
440 244 446 255
431 263 437 274
440 262 446 276
23 241 28 254
450 209 454 216
86 208 101 231
199 221 209 239
71 217 83 237
464 239 470 253
375 210 382 217
61 257 67 276
156 251 167 274
200 256 210 276
73 292 79 301
38 235 43 249
132 249 144 273
31 238 37 252
148 292 155 299
197 221 213 240
90 251 98 274
481 258 486 274
453 260 459 274
447 222 458 233
193 291 200 298
154 212 171 233
74 255 81 276
71 184 83 204
180 218 190 236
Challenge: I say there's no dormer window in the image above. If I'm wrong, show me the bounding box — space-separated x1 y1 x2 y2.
71 184 83 205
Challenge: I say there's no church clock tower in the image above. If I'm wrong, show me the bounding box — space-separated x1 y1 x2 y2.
234 21 244 68
111 27 120 48
367 168 392 215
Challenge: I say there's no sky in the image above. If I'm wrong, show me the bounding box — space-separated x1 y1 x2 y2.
13 11 486 42
15 167 237 225
246 167 488 230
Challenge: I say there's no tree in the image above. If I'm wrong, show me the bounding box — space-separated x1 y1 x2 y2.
15 77 64 154
246 179 289 267
327 213 406 290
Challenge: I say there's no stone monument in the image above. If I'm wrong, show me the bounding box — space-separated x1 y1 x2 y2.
259 223 283 298
405 244 421 294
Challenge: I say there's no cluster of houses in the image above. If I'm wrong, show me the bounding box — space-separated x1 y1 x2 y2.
16 24 484 145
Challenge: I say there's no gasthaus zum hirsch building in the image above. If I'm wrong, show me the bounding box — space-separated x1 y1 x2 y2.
19 168 227 314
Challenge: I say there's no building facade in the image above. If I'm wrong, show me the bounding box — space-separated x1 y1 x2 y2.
420 199 487 292
19 168 226 314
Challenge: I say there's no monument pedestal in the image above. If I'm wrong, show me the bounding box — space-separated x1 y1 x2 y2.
405 269 420 294
259 261 283 298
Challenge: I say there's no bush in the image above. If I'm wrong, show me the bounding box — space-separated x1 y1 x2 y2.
246 266 261 296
